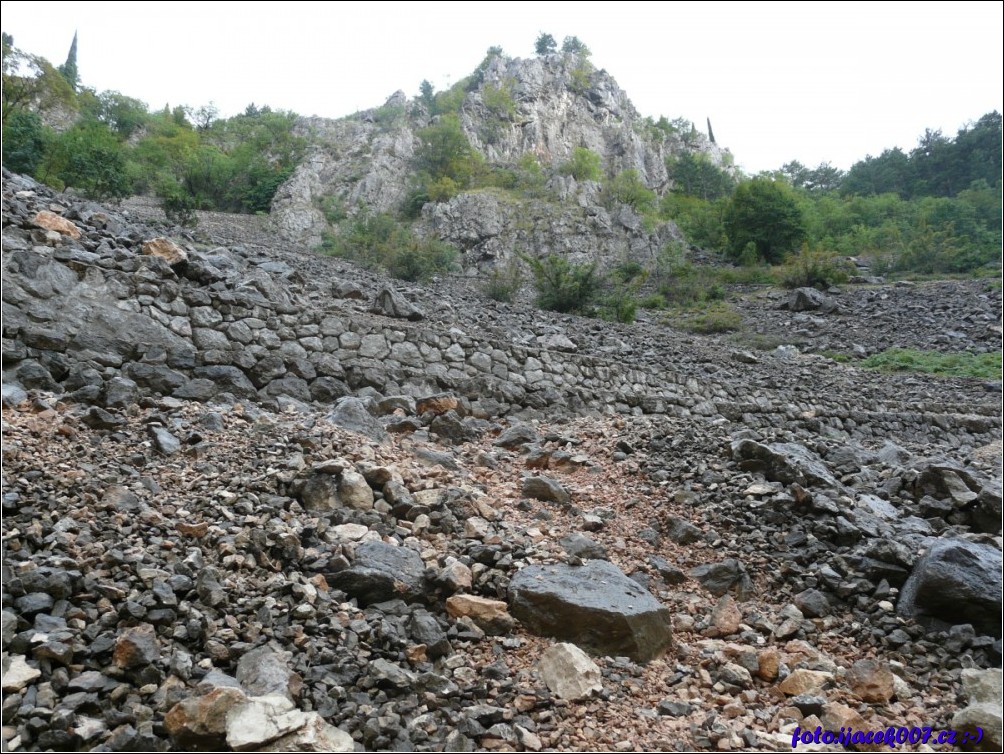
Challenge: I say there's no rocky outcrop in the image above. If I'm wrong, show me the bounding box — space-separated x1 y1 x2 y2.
420 187 684 270
269 52 717 270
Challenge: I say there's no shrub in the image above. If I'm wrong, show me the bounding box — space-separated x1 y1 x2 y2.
386 237 457 282
779 247 852 289
321 195 347 224
40 121 131 199
524 254 601 314
482 79 516 119
559 147 602 182
481 260 524 302
724 178 807 263
2 110 47 175
605 169 656 213
157 179 199 226
661 194 728 250
323 211 457 282
638 292 667 310
599 289 638 324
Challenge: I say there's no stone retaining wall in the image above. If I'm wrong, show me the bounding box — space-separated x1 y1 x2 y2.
2 178 999 450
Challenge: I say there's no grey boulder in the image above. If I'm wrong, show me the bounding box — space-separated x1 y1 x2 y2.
897 538 1002 637
508 560 672 662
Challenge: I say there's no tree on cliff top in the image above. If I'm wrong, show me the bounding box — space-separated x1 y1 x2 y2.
57 31 79 90
1 33 77 125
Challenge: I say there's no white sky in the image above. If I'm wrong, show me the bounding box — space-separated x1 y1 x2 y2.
3 0 1001 174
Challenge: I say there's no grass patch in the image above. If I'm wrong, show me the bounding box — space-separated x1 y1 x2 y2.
859 348 1001 380
669 302 744 334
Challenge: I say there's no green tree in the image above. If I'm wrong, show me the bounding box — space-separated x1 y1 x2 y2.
559 147 602 181
94 91 149 137
561 36 591 56
189 102 219 131
2 34 76 125
781 160 844 192
524 254 601 314
57 31 78 90
723 178 807 263
668 152 735 199
40 121 130 199
605 169 656 213
1 110 47 174
419 79 435 111
534 32 557 55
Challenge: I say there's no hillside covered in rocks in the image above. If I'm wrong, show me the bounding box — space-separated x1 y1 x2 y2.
2 168 1002 753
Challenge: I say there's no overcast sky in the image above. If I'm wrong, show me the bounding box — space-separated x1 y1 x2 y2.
3 1 1001 174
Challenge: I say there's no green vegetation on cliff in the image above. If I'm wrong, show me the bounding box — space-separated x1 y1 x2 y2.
2 35 303 215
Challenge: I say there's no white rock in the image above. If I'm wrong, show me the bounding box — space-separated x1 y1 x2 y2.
226 694 307 751
952 668 1003 749
338 470 374 511
73 716 107 742
464 516 491 539
259 712 354 752
331 523 370 541
536 643 602 701
2 655 41 692
439 560 473 592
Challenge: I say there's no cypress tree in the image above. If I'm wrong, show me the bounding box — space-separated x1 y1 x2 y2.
57 31 78 90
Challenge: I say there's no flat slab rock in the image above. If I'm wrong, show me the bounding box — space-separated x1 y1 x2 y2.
508 560 672 662
329 541 426 606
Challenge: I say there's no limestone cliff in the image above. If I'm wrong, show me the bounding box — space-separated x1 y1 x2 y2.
270 51 732 270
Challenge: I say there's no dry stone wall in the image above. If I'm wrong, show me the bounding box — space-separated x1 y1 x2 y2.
2 171 1000 455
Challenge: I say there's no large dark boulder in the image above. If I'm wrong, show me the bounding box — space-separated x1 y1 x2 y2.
897 539 1002 637
689 558 754 599
329 542 426 606
508 561 672 662
732 439 841 490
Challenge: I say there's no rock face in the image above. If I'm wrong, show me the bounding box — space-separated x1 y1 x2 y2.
508 561 673 662
269 53 727 268
897 539 1002 637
